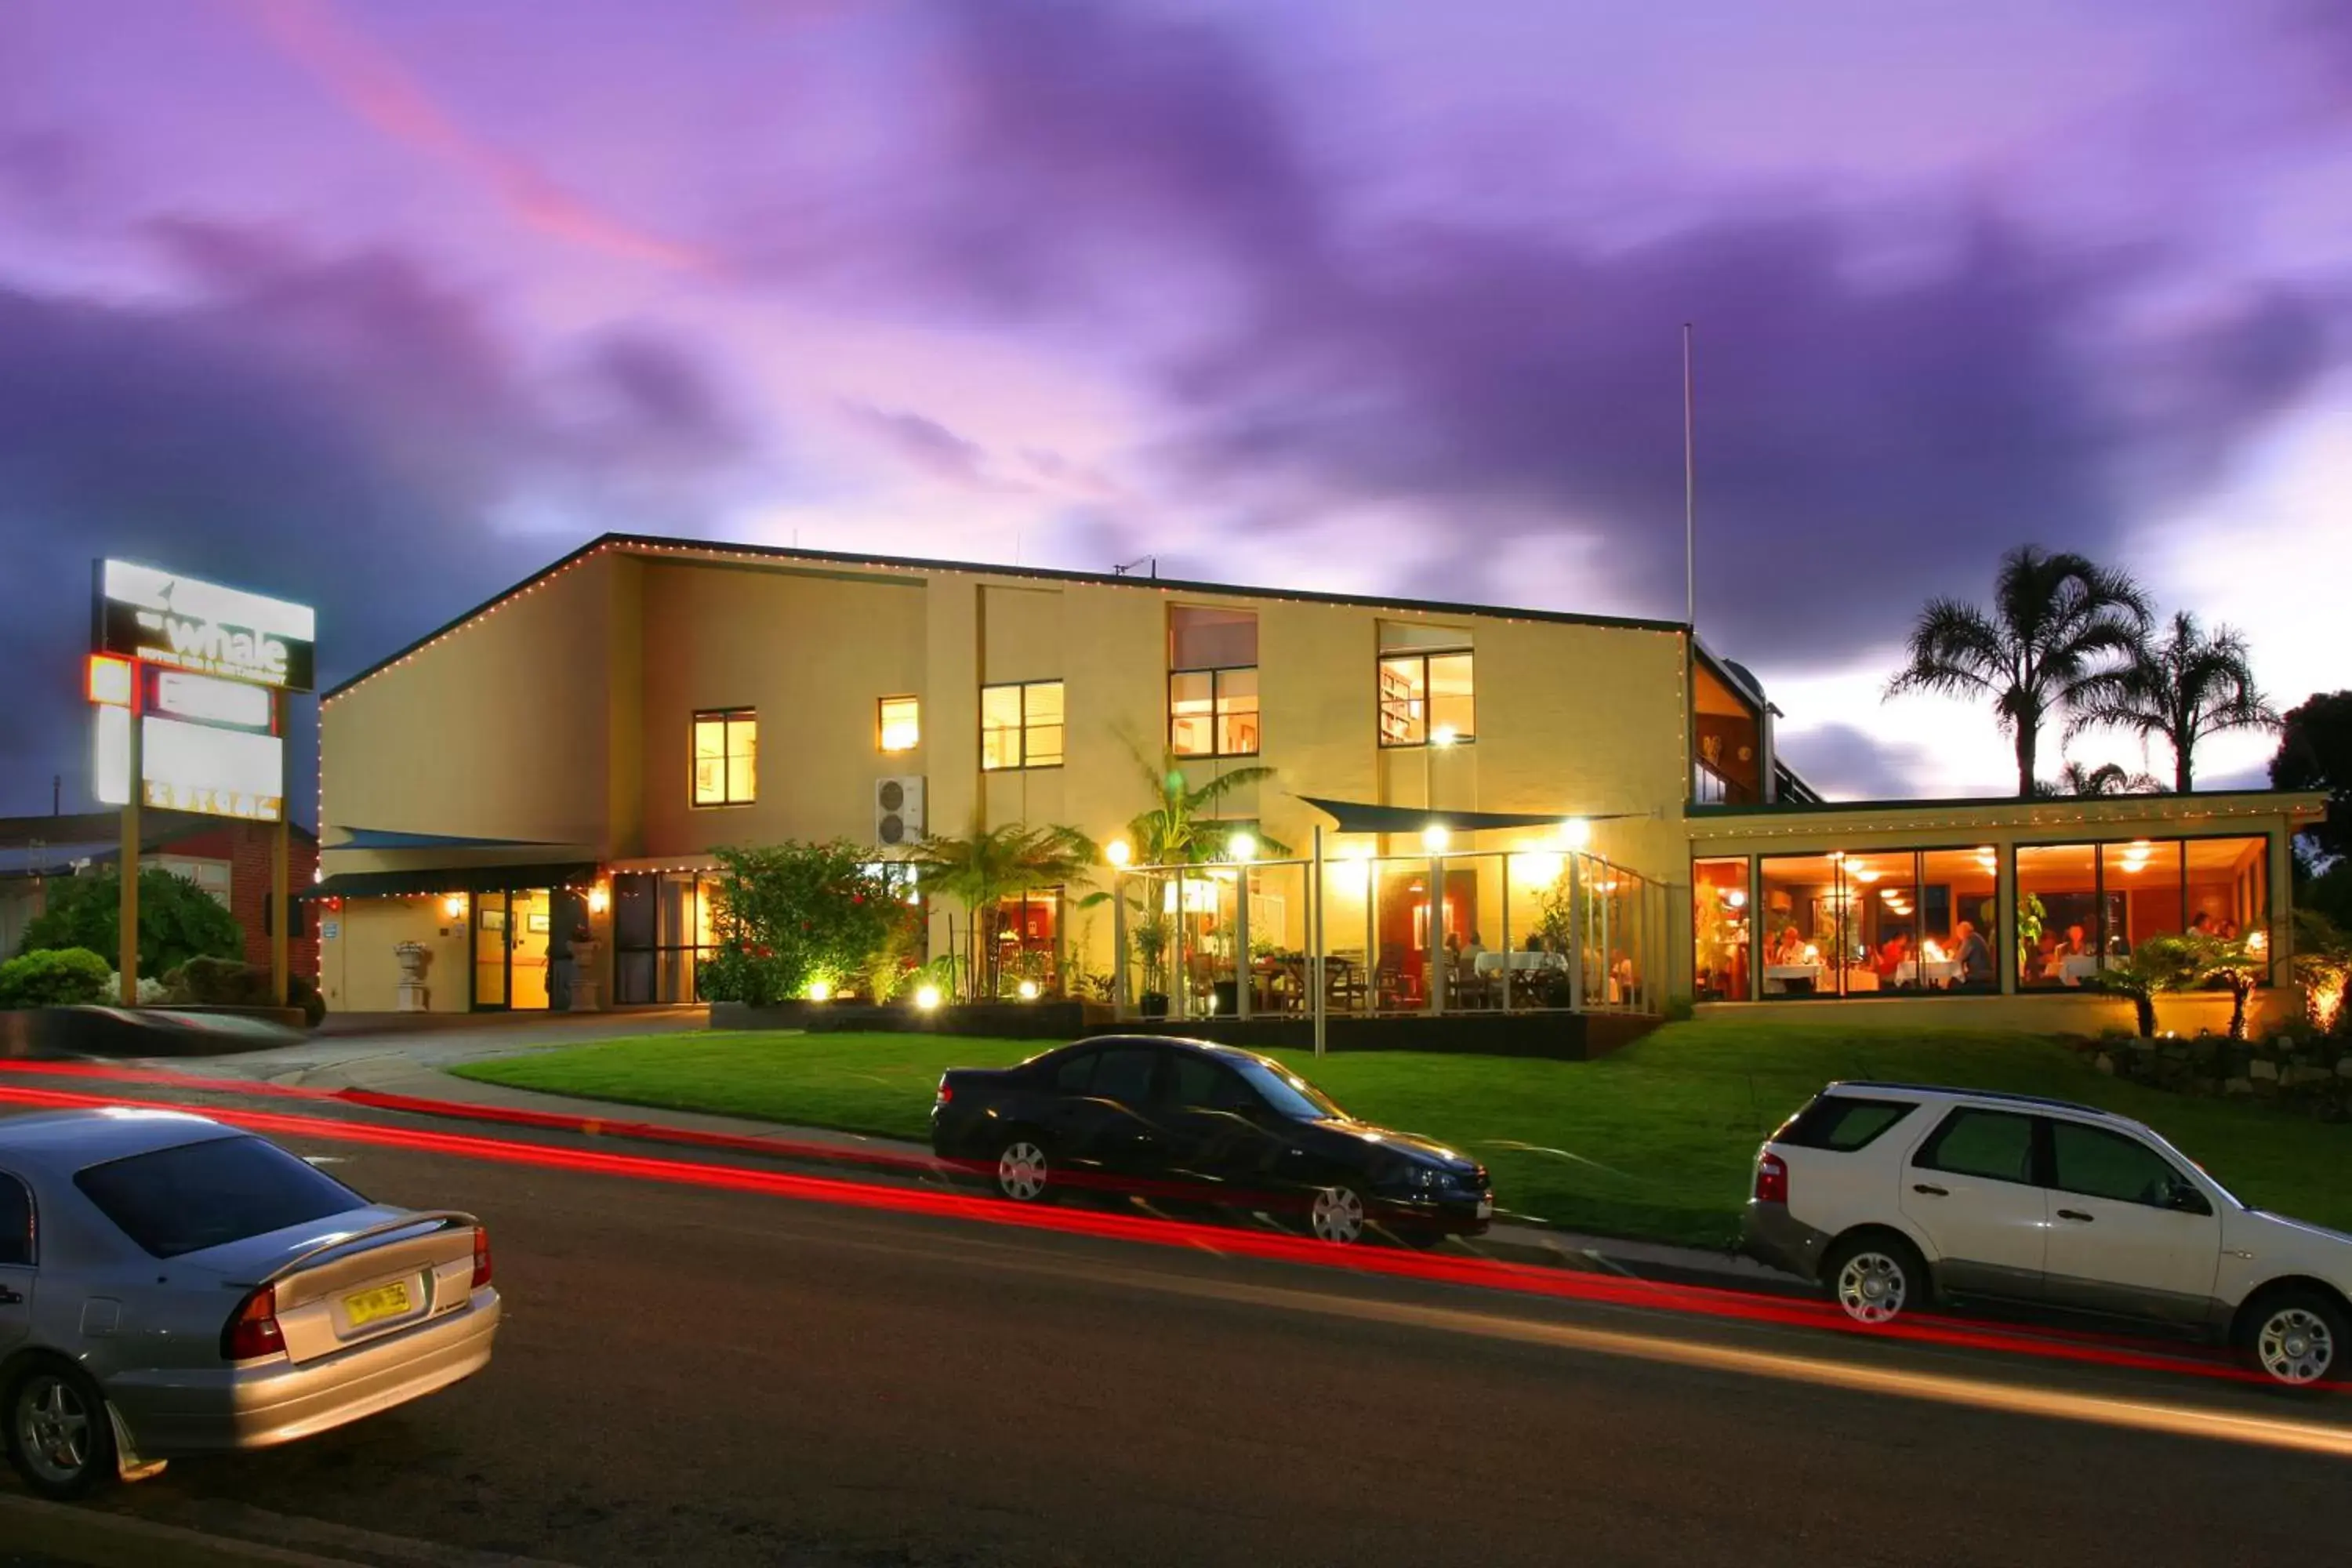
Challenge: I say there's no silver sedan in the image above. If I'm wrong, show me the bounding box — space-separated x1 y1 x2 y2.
2 1107 500 1499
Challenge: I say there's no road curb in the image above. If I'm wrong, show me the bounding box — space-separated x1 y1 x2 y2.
0 1493 362 1568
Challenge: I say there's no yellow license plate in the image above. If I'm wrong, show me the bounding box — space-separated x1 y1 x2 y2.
343 1281 414 1328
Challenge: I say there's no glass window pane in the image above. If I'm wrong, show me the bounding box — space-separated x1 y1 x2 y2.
75 1135 365 1259
1758 852 1843 996
1023 681 1064 726
1171 670 1215 757
879 696 920 753
1917 848 1997 991
1025 724 1064 768
1838 850 1911 996
2051 1122 2184 1207
1217 667 1260 756
694 757 724 804
2018 843 2101 988
1170 606 1258 670
1379 620 1470 652
2105 840 2185 954
728 753 756 804
982 685 1023 769
2187 837 2265 945
1917 1109 2036 1185
1428 652 1475 740
1091 1047 1158 1105
1378 655 1425 746
0 1176 28 1265
1692 857 1751 1000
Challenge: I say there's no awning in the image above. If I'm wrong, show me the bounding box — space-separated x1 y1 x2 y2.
1295 797 1650 836
301 862 600 900
328 828 572 851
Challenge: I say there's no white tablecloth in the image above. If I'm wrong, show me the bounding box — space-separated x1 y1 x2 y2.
1893 959 1963 986
2058 953 2100 985
1763 963 1825 992
1473 951 1568 974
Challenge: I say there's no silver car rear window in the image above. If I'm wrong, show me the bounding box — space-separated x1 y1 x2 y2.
74 1136 366 1259
1778 1096 1918 1152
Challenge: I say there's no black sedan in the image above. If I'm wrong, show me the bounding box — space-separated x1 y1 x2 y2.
930 1036 1491 1245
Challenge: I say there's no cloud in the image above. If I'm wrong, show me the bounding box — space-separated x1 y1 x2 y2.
230 0 710 272
0 223 748 811
846 405 993 488
1775 724 1945 802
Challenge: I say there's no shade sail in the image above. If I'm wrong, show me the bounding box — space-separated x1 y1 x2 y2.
301 862 599 900
1294 797 1650 835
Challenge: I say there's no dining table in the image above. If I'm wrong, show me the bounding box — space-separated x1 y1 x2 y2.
1763 963 1826 993
1893 957 1963 988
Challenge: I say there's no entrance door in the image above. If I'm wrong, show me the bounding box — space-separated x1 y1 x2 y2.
474 893 510 1010
510 889 551 1009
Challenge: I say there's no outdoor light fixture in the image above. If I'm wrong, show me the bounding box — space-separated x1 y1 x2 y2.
1105 839 1132 868
1017 979 1040 1001
914 983 942 1011
441 892 467 921
1559 818 1591 849
1228 832 1257 862
807 979 833 1003
587 884 610 915
1421 823 1450 854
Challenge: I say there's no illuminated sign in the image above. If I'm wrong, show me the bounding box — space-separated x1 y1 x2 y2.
151 668 274 731
95 560 316 691
94 710 285 823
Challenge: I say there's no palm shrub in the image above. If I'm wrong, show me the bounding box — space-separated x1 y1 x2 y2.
2186 933 2267 1041
2089 934 2204 1038
1115 745 1284 1005
909 818 1098 1000
2291 910 2351 1036
1886 546 2150 797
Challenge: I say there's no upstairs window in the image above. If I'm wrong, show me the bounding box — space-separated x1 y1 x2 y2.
1377 650 1474 747
982 681 1064 770
877 696 920 753
1170 606 1259 758
692 709 757 806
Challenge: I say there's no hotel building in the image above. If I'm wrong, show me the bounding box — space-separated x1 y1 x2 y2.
310 534 2321 1035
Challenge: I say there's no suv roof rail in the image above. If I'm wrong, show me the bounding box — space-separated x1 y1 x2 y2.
1825 1080 2118 1120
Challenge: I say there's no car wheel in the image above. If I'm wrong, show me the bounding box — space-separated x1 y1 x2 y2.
2243 1290 2346 1388
1308 1184 1369 1244
1824 1234 1926 1327
5 1360 117 1501
994 1136 1053 1203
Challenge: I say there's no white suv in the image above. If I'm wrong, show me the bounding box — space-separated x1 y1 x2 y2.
1742 1082 2352 1388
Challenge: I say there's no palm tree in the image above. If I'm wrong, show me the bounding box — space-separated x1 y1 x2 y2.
1887 546 2151 797
909 817 1098 999
1122 746 1287 865
2035 760 2162 798
2067 611 2281 792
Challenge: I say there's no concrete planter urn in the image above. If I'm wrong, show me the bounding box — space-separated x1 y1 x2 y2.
568 937 604 1013
394 941 432 1013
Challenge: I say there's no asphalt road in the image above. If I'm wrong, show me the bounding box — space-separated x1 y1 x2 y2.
13 1131 2334 1568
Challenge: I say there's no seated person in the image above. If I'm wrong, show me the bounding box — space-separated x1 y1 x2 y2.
1954 920 1994 986
1875 931 1911 981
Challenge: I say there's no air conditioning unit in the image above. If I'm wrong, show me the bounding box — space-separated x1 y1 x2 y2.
874 775 926 846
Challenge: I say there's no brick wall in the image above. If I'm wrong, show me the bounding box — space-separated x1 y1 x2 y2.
221 823 320 978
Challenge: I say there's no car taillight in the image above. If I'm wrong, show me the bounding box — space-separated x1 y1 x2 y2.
935 1080 954 1105
471 1225 494 1290
222 1286 285 1362
1755 1150 1789 1206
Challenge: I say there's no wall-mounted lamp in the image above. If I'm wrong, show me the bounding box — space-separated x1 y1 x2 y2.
587 883 610 915
441 892 467 921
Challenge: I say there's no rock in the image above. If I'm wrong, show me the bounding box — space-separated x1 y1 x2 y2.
2250 1058 2280 1081
2094 1053 2116 1076
2225 1076 2254 1095
2289 1065 2336 1087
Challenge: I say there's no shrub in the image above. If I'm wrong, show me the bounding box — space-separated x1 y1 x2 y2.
699 842 913 1006
1663 994 1697 1023
164 954 277 1007
0 947 114 1008
20 868 242 977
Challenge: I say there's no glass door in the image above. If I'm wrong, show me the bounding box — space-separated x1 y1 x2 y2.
474 892 510 1010
510 889 551 1009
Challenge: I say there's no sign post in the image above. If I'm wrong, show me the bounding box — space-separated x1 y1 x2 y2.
90 561 316 1010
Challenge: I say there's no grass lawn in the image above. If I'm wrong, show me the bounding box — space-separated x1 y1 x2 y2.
452 1022 2352 1249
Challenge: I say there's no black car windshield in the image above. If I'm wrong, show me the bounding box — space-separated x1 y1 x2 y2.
76 1134 368 1259
1232 1059 1344 1122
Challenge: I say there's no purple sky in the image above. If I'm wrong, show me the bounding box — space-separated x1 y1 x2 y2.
4 0 2349 815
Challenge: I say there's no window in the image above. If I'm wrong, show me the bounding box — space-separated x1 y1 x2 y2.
0 1173 29 1266
1692 660 1762 805
1377 651 1474 746
1051 1050 1098 1094
982 681 1064 770
2016 837 2267 988
1164 1052 1248 1109
1692 857 1751 1000
2049 1121 2196 1209
878 696 920 753
1915 1108 2037 1185
1232 1058 1342 1121
2017 843 2104 989
692 709 757 805
1758 847 1998 998
1778 1096 1917 1152
613 870 719 1005
1089 1047 1159 1105
1171 607 1260 757
75 1134 365 1259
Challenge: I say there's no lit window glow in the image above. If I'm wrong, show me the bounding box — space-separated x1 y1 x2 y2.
878 696 920 753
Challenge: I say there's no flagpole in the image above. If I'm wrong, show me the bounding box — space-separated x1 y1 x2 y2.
1682 321 1696 630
